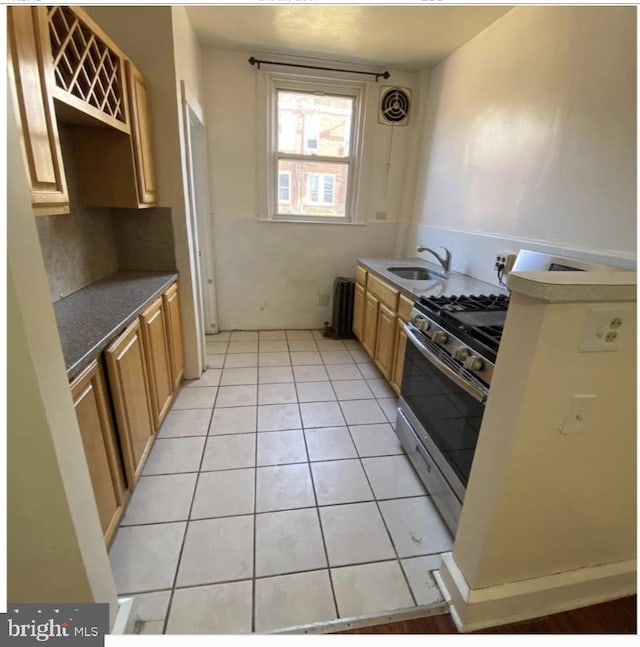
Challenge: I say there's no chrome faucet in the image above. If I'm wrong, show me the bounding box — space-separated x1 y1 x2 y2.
417 245 452 274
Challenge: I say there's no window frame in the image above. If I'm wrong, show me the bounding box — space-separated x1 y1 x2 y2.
259 72 367 225
306 173 336 206
278 170 291 204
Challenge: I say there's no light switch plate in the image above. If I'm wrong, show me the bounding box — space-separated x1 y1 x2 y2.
579 307 630 352
559 394 596 434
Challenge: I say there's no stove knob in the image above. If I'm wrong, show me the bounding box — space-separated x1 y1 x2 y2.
431 331 448 344
463 356 484 371
452 346 470 362
412 315 429 332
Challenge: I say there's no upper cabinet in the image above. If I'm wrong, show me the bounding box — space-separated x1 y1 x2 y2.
8 5 159 214
7 7 69 216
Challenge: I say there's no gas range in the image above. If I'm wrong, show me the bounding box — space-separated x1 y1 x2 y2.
408 293 510 387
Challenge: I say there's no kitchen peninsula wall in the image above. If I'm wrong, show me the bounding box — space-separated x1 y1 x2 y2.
35 127 176 303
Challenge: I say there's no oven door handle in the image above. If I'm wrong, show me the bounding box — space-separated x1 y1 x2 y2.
403 322 488 404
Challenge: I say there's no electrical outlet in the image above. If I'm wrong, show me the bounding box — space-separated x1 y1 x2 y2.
579 307 631 352
494 253 516 273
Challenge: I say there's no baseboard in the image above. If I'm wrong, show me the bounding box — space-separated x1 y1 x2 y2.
110 596 137 635
436 552 637 633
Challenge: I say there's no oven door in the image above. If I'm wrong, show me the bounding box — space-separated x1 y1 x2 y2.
400 322 488 498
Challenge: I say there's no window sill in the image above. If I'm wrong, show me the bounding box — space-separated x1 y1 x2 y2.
257 216 367 226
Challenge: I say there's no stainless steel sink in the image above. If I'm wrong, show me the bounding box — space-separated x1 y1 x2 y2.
386 266 444 281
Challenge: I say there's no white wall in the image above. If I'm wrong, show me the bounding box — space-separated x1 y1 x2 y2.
202 48 422 330
406 6 637 284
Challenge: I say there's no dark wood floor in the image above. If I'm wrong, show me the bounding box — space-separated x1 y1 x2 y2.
339 596 637 634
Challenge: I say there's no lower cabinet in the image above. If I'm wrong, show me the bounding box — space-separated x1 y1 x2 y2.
105 318 155 488
353 282 365 340
70 359 126 546
362 291 379 356
391 318 408 393
374 302 396 380
163 282 184 389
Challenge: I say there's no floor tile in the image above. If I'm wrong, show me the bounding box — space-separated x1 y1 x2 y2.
311 330 326 340
205 342 227 355
209 406 256 435
255 508 326 577
339 399 387 425
288 340 318 352
286 330 314 340
230 331 259 341
207 331 230 341
166 581 252 634
258 352 291 367
311 459 373 506
122 473 197 525
378 398 399 423
258 382 297 405
190 468 255 519
109 522 186 593
173 387 217 410
256 464 316 512
362 455 427 499
349 423 403 457
357 362 383 379
304 426 357 461
223 353 258 368
220 367 258 386
366 378 396 399
291 351 322 366
331 561 414 618
320 351 354 365
257 403 301 431
343 339 361 349
319 502 395 567
295 380 336 403
130 590 171 634
142 437 205 475
255 570 336 632
331 379 374 400
300 401 345 428
293 365 329 382
259 366 294 384
176 516 254 586
379 497 453 557
228 341 258 353
206 355 225 369
215 384 257 408
401 555 446 606
348 349 370 363
183 369 222 388
315 339 346 351
201 434 256 471
326 364 363 381
259 330 286 341
259 340 288 352
158 409 211 438
257 429 307 466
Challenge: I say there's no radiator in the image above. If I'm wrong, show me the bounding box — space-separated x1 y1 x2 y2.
326 277 356 339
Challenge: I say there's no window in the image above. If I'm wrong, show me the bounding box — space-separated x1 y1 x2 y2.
263 75 364 223
278 172 291 203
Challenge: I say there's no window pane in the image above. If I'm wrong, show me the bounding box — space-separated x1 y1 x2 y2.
277 160 348 217
277 90 354 157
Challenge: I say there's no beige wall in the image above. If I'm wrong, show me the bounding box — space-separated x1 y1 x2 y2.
406 6 636 283
455 293 636 589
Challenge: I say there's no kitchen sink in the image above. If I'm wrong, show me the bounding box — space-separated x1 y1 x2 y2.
386 266 444 281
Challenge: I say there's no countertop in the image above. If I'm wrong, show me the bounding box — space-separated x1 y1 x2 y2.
54 270 179 380
507 270 637 302
357 257 508 301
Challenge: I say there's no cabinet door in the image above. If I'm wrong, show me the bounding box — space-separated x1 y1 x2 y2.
8 6 69 216
362 291 379 358
390 318 408 394
374 304 397 380
163 283 185 390
105 319 155 487
126 61 158 206
353 283 365 341
140 297 173 428
70 359 126 545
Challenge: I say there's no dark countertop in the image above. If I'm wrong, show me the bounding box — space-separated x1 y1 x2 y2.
54 270 179 380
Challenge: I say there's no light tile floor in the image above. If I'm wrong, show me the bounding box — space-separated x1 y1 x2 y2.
110 330 451 634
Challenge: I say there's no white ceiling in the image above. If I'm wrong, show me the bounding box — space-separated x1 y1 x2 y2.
186 6 514 70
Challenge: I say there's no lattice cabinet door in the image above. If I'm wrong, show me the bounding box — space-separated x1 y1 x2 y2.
7 6 70 216
47 5 129 132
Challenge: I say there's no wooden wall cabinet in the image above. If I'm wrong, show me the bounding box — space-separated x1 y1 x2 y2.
163 283 185 389
140 297 173 429
70 359 126 545
105 319 155 488
8 6 69 216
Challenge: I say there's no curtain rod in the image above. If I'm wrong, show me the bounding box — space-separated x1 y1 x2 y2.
248 56 390 81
